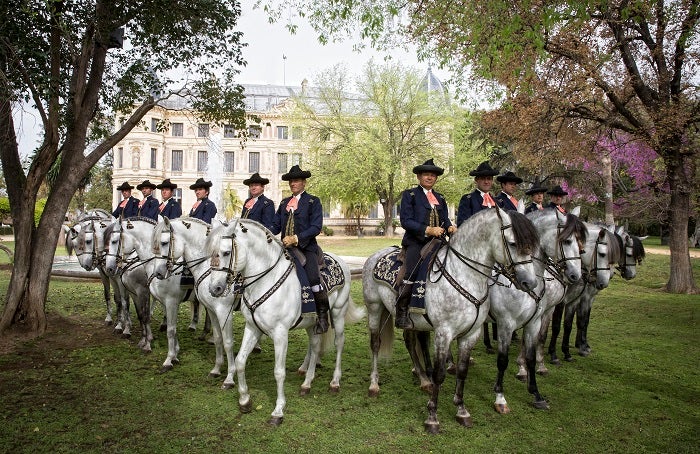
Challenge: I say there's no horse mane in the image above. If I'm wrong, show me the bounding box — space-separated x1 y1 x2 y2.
123 216 158 225
103 221 116 245
205 218 284 257
508 211 540 255
559 213 588 245
77 209 111 222
630 235 646 262
64 226 76 256
602 230 622 264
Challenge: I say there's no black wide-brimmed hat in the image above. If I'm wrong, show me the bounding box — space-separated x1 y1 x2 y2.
525 182 548 195
189 178 213 190
136 179 157 190
156 178 178 190
116 181 134 191
469 161 499 177
547 185 568 196
243 172 270 186
496 171 523 184
282 164 311 181
412 158 444 176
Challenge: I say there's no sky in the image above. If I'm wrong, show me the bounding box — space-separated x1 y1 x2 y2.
13 4 450 158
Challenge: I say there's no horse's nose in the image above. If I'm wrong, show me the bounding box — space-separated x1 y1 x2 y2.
210 284 224 297
568 272 581 283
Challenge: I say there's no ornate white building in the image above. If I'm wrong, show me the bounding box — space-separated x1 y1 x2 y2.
112 70 452 231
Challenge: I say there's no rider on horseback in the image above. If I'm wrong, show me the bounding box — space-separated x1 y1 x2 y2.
395 159 456 329
271 165 330 334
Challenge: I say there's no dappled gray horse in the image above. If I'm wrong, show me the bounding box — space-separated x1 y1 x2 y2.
362 207 539 433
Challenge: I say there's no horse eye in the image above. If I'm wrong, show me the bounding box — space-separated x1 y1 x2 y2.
222 251 231 257
508 241 516 248
599 253 607 258
161 241 168 247
563 239 572 246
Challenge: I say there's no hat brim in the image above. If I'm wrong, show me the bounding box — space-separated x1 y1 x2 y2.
157 184 177 189
469 170 499 177
116 185 133 191
136 184 157 190
525 188 548 195
243 177 270 186
547 190 568 196
497 176 523 184
189 182 213 190
412 165 444 176
281 171 311 181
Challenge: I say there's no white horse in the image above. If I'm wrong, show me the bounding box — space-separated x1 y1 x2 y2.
206 218 365 426
362 207 539 433
487 209 587 413
65 213 133 336
103 216 202 372
151 217 242 388
63 210 121 326
573 224 646 356
103 217 155 353
544 222 620 365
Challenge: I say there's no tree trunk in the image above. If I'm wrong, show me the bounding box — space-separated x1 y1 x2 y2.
382 200 394 237
664 153 697 294
602 154 614 227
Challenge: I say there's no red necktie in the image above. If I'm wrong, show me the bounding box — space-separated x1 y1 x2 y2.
159 202 165 212
426 190 439 206
244 198 256 209
557 205 566 214
119 199 128 208
510 196 518 207
482 193 495 207
286 197 298 212
139 199 145 208
191 201 200 212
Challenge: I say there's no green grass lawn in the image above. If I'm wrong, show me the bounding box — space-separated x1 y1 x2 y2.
0 241 698 452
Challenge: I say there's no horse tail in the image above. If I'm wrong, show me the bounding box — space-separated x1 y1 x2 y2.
344 295 367 325
378 314 395 360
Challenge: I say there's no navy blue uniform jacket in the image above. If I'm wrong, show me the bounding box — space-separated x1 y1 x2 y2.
160 198 182 219
524 202 542 214
270 192 322 252
138 195 160 220
457 190 494 226
546 202 566 213
189 197 217 224
399 187 452 248
113 196 139 219
495 192 518 212
242 194 276 230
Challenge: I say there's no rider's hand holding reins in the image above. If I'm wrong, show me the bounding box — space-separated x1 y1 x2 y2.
447 225 457 235
282 234 298 247
425 226 445 237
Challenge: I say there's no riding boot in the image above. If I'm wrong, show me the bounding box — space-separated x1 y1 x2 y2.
394 283 413 329
313 290 330 334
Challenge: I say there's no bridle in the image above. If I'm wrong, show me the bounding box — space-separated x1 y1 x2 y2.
104 220 150 273
153 220 210 283
615 233 637 278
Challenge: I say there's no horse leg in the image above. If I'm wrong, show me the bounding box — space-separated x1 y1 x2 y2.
425 334 448 434
483 322 495 354
453 333 478 429
211 304 236 389
120 292 133 338
159 298 180 373
112 279 125 334
189 300 199 331
99 271 113 325
547 302 563 364
300 327 321 395
536 310 553 376
329 305 347 393
493 327 512 414
404 330 433 394
269 329 290 426
576 296 593 356
523 321 549 409
367 304 392 398
561 302 577 362
235 325 261 416
198 309 212 342
136 293 152 353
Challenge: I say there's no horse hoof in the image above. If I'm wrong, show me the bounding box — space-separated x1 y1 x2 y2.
172 358 180 365
455 415 473 428
329 385 340 394
494 403 511 414
268 416 283 427
299 387 311 396
550 358 561 366
221 382 235 390
252 346 262 354
122 333 131 339
515 373 527 382
536 369 549 377
105 321 113 326
159 364 173 374
188 326 196 332
424 421 440 434
533 400 550 410
368 388 379 398
578 350 590 357
113 328 122 335
209 372 222 378
198 333 207 341
239 400 252 414
564 356 575 362
446 363 457 375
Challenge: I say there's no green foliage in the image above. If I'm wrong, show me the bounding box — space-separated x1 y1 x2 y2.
321 225 334 236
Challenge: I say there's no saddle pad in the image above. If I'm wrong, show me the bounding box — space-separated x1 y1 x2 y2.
321 253 345 294
372 246 402 287
290 253 346 316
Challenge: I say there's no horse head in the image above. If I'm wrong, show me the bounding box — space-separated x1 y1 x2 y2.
529 209 586 283
207 218 284 297
581 225 617 290
152 217 212 280
614 225 646 280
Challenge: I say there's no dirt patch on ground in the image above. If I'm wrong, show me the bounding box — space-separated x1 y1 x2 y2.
0 312 117 357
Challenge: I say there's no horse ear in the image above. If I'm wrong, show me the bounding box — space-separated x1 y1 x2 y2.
638 235 648 241
517 199 525 214
62 224 70 235
571 206 581 216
